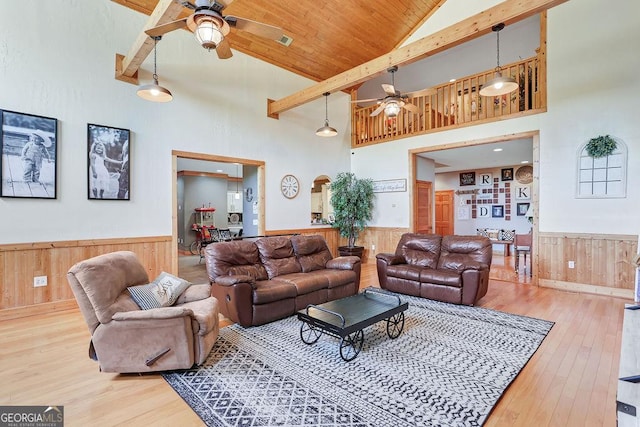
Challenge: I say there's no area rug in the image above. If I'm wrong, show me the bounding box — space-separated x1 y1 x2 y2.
163 292 553 426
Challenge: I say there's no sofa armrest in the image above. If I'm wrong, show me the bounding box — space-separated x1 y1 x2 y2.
462 261 489 271
111 306 193 321
214 275 255 287
326 256 361 270
376 253 405 265
175 283 211 304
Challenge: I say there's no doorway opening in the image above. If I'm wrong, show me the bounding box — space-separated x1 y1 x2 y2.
171 150 265 275
410 131 539 282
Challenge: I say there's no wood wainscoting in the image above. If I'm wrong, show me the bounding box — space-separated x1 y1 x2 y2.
537 232 637 299
0 236 173 321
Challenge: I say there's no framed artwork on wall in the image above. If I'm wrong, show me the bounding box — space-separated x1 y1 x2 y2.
87 123 130 200
0 109 58 199
459 171 475 186
492 205 504 218
501 168 514 181
517 202 530 216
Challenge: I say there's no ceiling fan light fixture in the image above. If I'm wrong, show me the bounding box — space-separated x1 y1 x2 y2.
384 101 401 117
480 23 518 97
194 18 224 50
137 36 172 103
316 92 337 137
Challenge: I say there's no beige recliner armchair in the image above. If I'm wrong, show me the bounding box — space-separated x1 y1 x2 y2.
67 251 219 373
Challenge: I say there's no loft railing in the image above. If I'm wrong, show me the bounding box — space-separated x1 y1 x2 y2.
351 52 544 147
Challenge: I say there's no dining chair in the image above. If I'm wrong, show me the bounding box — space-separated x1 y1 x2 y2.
514 232 532 276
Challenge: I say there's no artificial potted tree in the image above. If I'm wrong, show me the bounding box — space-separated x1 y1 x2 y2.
330 172 375 258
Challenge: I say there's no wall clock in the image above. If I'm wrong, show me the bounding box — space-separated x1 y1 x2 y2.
281 174 300 199
245 187 254 202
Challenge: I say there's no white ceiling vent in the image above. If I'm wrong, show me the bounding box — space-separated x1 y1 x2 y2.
277 35 293 47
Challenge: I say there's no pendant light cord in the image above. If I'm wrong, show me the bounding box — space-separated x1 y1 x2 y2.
152 36 161 82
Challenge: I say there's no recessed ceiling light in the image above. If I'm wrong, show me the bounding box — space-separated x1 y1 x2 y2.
521 160 529 164
216 169 223 172
449 78 456 83
493 148 503 152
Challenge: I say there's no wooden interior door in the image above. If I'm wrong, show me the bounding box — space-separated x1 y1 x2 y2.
414 180 433 234
435 190 454 236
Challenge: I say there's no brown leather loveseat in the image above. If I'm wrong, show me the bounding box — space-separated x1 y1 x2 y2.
376 233 492 306
205 234 361 327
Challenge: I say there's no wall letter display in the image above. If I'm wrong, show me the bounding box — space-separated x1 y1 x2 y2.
459 172 475 186
478 206 490 217
515 185 531 200
478 173 492 186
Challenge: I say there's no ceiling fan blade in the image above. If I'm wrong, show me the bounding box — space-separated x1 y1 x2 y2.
225 16 283 40
403 87 437 98
370 103 387 117
402 103 420 114
216 38 233 59
216 0 234 7
382 84 396 96
145 18 189 37
350 98 381 103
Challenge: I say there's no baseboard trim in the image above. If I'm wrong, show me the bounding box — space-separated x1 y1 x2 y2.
0 299 78 321
539 278 634 300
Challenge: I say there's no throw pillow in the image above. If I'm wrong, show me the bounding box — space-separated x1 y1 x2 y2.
476 228 488 237
500 229 516 241
128 272 191 310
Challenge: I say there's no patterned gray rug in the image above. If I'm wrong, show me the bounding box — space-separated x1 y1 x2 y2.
163 292 553 427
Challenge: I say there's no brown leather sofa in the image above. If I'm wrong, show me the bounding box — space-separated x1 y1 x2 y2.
376 233 492 306
205 234 361 327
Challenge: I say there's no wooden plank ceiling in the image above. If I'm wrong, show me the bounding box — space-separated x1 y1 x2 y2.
112 0 446 83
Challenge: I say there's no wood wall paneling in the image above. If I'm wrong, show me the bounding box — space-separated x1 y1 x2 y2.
0 237 173 320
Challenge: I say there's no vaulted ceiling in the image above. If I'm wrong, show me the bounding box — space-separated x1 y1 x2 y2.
112 0 446 84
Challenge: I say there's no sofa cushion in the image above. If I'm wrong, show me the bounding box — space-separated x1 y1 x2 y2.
386 264 423 282
291 235 333 272
396 233 442 269
420 269 462 287
256 236 302 279
252 279 298 305
205 240 268 281
439 235 493 270
275 272 328 295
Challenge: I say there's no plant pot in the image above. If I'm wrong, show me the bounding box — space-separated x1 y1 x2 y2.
338 245 364 258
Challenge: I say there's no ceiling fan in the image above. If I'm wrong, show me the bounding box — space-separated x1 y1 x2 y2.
145 0 285 59
352 66 436 117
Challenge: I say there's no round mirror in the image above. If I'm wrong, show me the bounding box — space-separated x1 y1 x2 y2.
311 175 333 224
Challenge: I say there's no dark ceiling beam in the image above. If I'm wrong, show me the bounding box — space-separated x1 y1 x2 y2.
267 0 569 119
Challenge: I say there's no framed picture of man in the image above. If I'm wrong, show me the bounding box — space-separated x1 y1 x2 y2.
87 124 130 200
0 110 58 199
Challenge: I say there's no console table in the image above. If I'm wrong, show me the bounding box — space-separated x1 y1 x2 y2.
490 239 513 256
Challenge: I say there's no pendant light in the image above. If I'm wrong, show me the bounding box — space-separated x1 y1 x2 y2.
137 36 173 103
316 92 338 137
479 23 518 97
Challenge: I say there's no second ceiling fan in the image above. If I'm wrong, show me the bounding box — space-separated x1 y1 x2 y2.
353 66 436 117
145 0 285 59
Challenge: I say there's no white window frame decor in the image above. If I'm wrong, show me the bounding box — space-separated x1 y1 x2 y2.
576 138 627 198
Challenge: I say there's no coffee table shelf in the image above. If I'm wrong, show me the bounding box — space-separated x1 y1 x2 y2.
296 288 409 361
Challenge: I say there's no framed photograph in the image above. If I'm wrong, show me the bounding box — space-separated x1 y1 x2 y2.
459 171 475 186
87 124 130 200
501 168 514 181
492 205 504 218
517 202 530 216
1 110 57 199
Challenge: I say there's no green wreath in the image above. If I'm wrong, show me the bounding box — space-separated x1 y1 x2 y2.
586 135 617 158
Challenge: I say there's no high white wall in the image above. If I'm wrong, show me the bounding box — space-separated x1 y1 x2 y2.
0 1 352 244
354 0 640 236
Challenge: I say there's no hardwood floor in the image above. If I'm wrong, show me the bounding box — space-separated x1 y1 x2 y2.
0 256 626 426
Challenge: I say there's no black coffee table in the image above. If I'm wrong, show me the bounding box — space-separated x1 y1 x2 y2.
296 288 409 361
